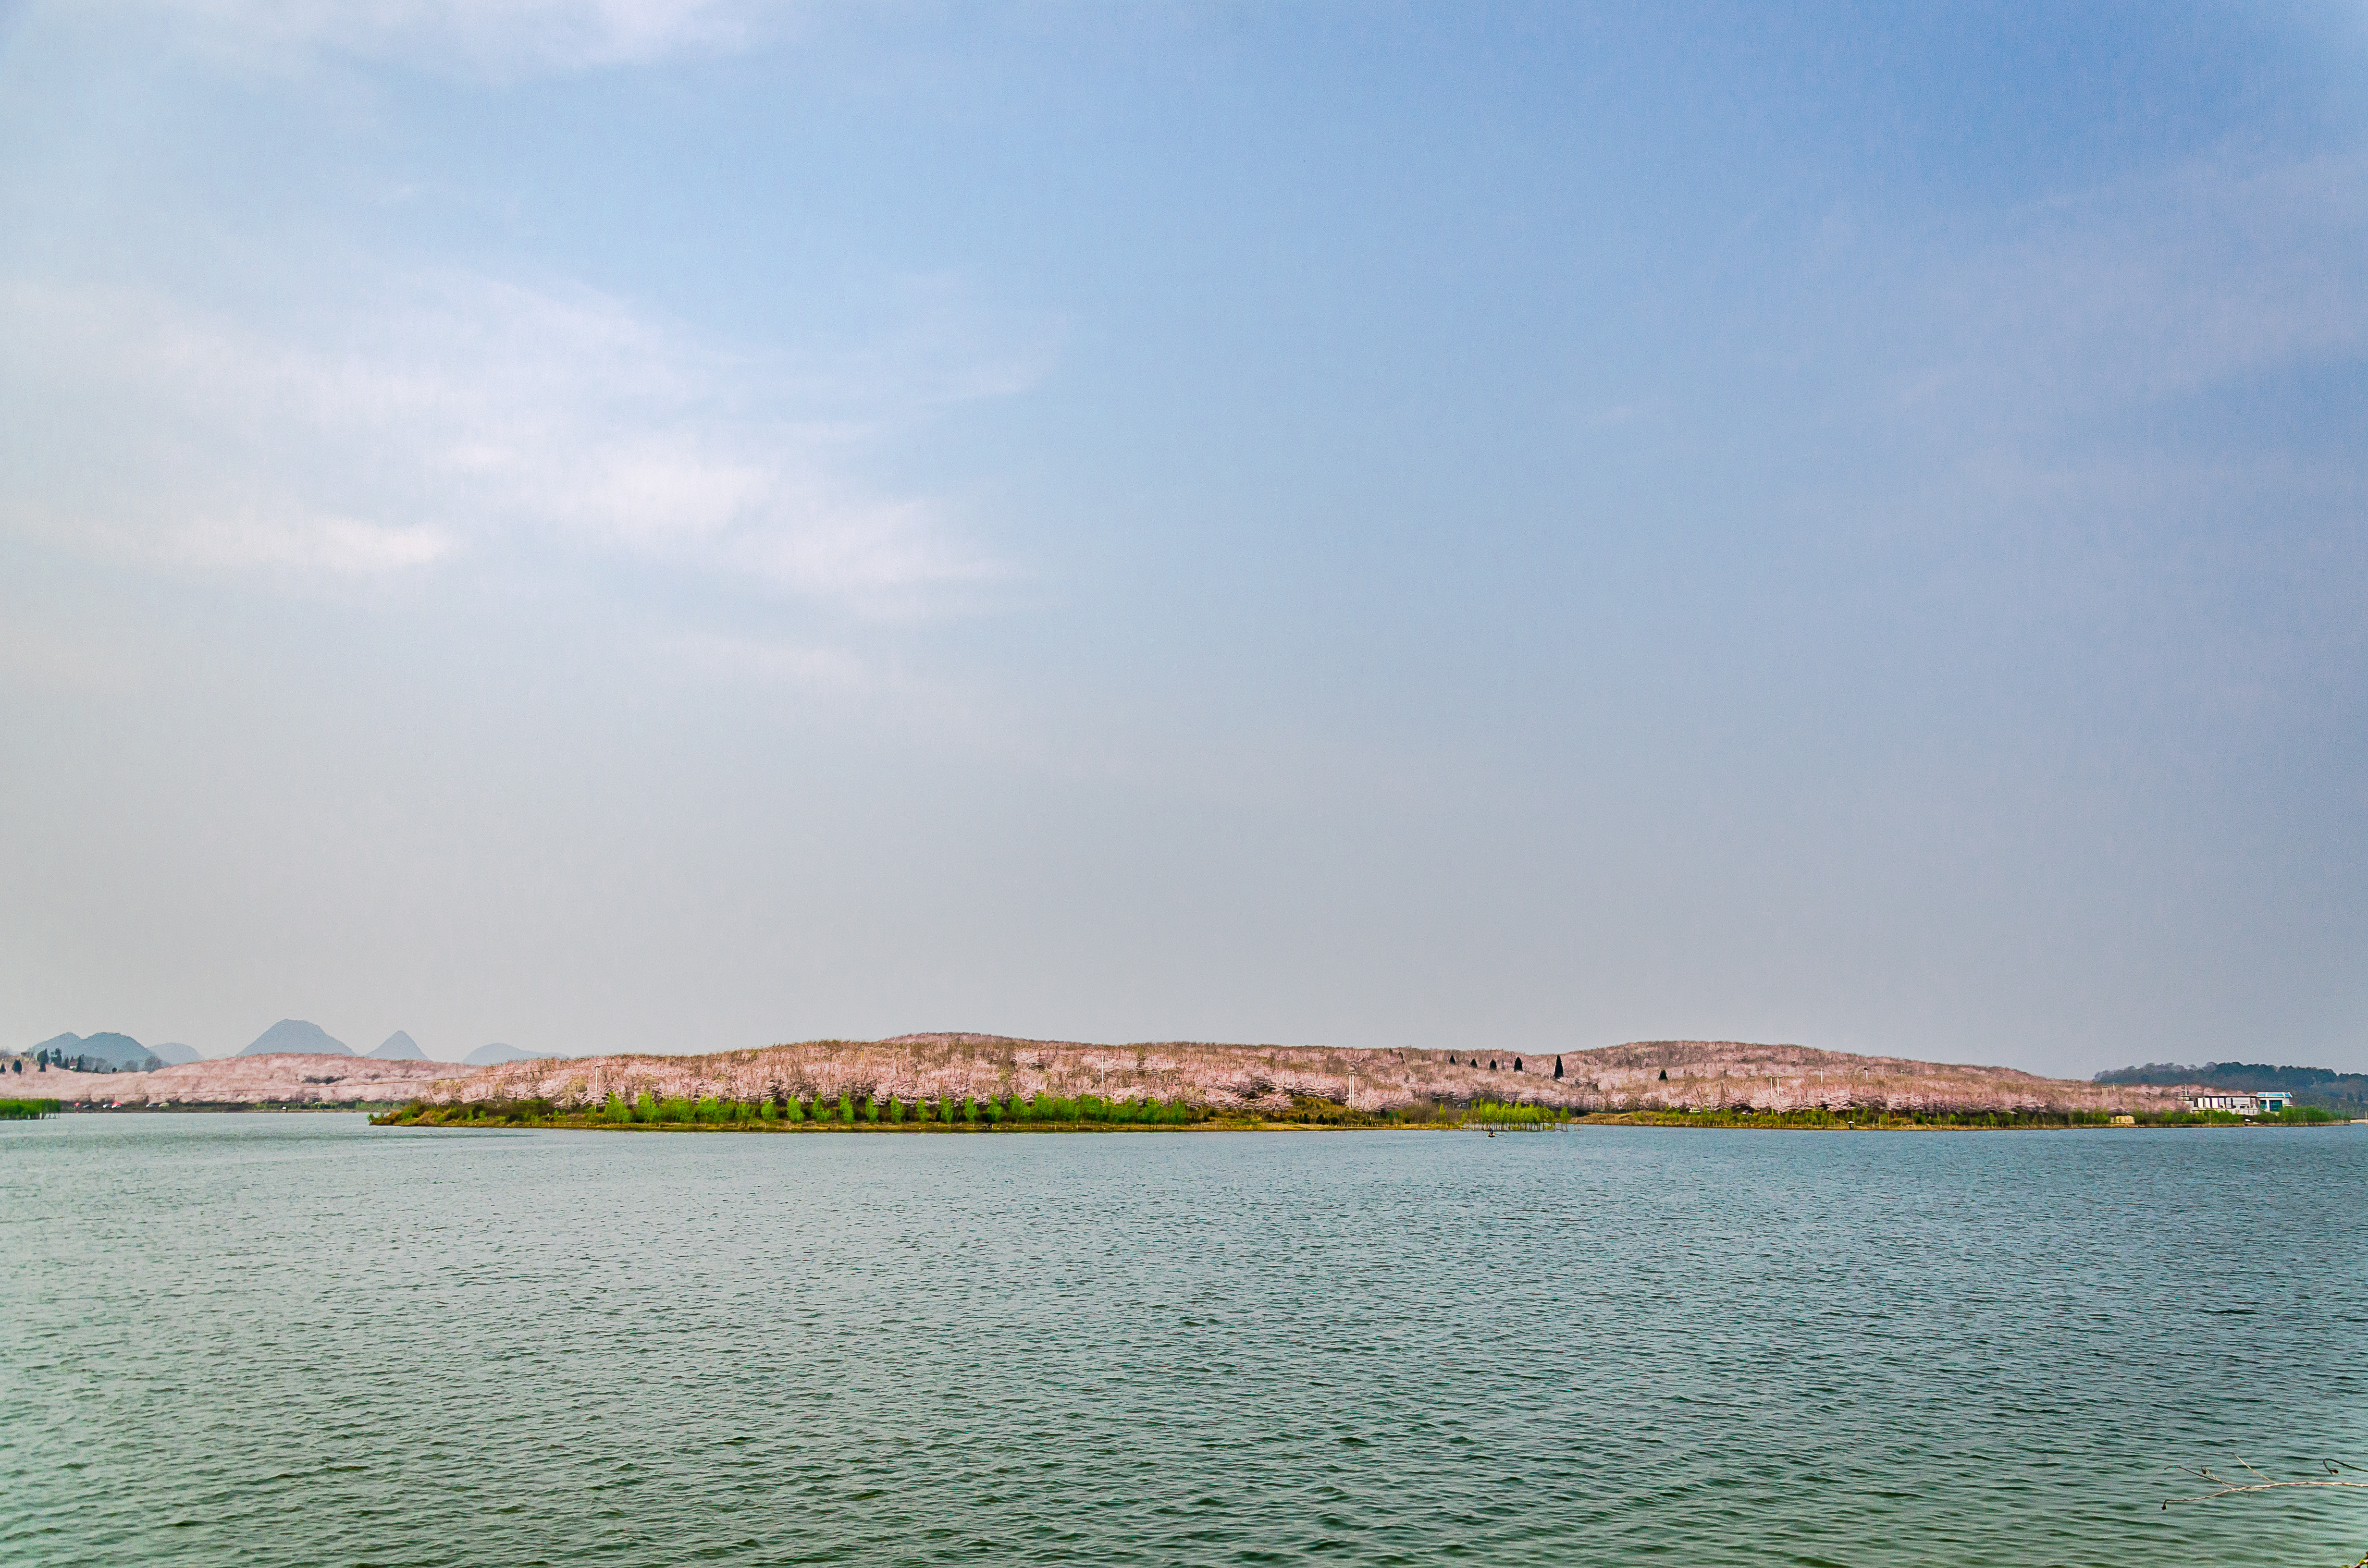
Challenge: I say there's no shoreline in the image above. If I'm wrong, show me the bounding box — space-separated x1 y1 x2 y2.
364 1099 2357 1135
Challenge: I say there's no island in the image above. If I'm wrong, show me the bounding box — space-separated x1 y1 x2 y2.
361 1033 2343 1131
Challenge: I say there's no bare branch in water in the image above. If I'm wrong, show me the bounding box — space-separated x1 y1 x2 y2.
2163 1458 2368 1567
2164 1458 2368 1508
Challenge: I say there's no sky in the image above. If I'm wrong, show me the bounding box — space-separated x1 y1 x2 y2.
2 1 2363 1073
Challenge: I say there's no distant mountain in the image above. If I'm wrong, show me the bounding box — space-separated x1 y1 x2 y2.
27 1031 162 1071
368 1031 428 1061
2095 1060 2368 1115
464 1042 558 1066
147 1042 203 1066
79 1032 156 1069
239 1019 351 1057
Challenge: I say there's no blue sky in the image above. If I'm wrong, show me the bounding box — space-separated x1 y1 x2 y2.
2 1 2363 1071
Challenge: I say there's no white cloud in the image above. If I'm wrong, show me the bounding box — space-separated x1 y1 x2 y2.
0 269 1018 610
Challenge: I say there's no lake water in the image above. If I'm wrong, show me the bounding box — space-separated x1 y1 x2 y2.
3 1115 2362 1567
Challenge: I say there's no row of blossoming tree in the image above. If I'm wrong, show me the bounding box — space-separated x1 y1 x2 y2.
592 1090 1208 1128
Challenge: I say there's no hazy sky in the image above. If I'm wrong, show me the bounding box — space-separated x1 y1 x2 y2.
3 2 2363 1074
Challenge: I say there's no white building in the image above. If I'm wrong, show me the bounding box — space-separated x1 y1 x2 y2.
2185 1090 2294 1115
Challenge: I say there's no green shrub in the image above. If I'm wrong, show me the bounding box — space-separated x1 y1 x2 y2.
1470 1099 1554 1126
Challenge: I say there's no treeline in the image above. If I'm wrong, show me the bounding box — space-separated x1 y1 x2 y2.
382 1091 1214 1130
614 1090 1211 1127
0 1098 60 1120
373 1091 1565 1131
366 1095 2357 1134
14 1048 146 1075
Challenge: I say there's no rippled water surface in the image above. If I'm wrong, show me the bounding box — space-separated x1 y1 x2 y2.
4 1115 2364 1567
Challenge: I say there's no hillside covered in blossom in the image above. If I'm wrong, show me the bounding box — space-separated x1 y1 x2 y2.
435 1034 2188 1119
41 1034 2201 1118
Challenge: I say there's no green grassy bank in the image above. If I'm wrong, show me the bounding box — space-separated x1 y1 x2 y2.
369 1095 2350 1134
370 1092 1573 1132
0 1098 61 1120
